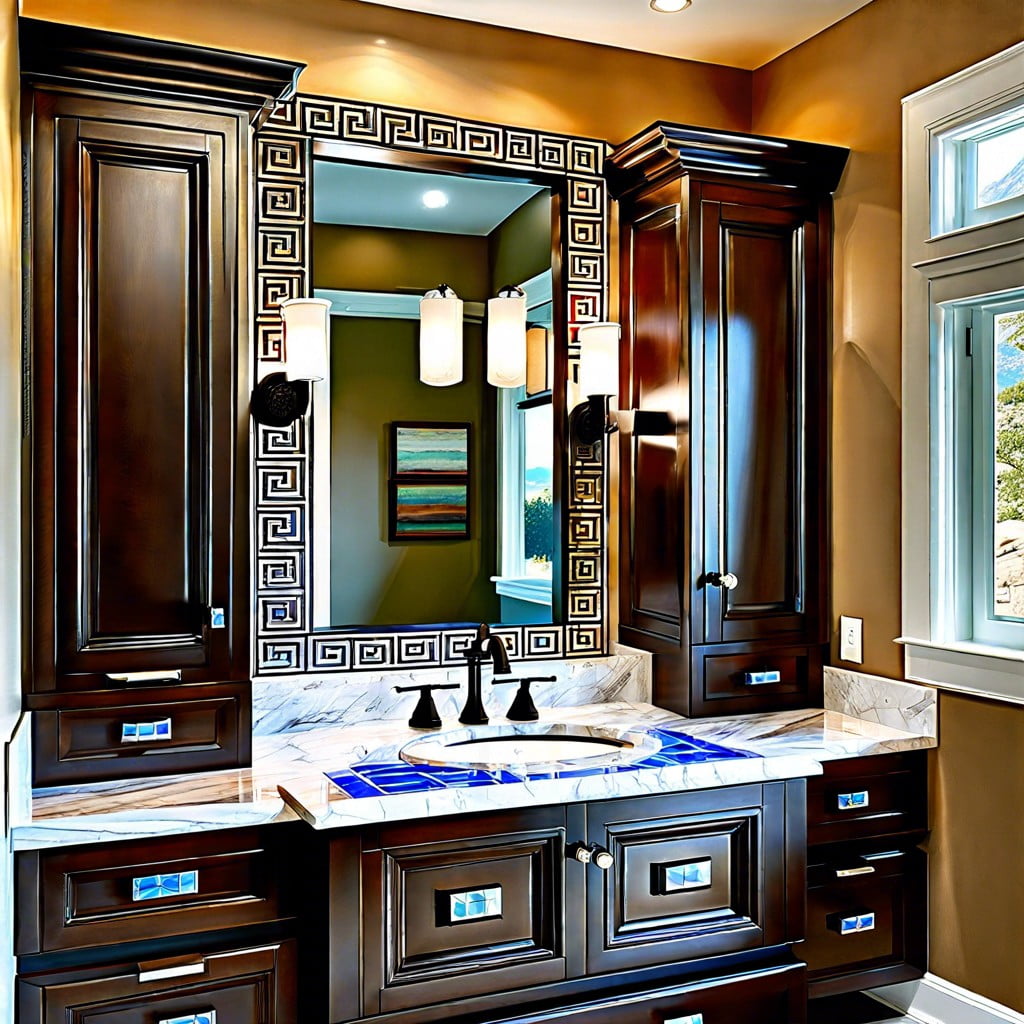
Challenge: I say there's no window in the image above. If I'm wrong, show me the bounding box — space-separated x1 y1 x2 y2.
902 41 1024 703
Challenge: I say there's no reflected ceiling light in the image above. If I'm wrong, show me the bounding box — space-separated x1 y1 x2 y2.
487 285 527 388
422 189 449 209
251 297 331 426
419 284 464 387
650 0 691 10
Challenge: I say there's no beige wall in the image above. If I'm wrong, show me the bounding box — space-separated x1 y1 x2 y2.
752 0 1024 1009
21 0 750 143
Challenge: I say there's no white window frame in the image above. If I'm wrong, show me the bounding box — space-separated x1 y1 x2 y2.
902 40 1024 705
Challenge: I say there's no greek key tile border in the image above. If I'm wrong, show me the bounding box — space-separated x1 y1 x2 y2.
253 94 609 674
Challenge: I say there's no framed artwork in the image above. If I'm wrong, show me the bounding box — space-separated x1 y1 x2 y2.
388 422 471 541
390 422 470 477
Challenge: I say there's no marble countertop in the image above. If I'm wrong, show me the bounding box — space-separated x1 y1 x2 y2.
12 696 936 851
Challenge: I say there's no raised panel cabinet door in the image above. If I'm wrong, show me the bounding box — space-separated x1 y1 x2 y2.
30 92 247 691
698 188 826 647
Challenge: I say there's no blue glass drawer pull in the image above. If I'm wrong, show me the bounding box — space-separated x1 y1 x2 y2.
656 858 712 894
665 1014 704 1024
742 669 781 686
159 1013 216 1024
132 870 199 902
447 885 502 924
832 911 876 935
837 790 869 810
121 718 172 744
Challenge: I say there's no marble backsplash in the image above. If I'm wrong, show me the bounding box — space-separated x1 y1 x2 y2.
824 666 937 738
252 644 653 735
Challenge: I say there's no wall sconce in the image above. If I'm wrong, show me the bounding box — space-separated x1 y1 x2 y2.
487 285 527 388
251 297 331 427
572 321 621 445
419 284 464 387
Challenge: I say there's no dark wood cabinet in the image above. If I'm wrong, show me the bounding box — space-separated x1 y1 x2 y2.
17 940 297 1024
20 20 301 784
799 752 928 996
609 125 848 716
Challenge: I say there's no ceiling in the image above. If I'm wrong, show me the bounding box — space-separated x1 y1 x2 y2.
313 160 546 234
354 0 875 70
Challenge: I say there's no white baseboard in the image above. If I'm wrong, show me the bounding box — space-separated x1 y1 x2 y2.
871 974 1024 1024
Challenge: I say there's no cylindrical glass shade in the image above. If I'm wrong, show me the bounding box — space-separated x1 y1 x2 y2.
577 321 620 397
281 298 331 381
419 288 464 387
487 289 527 388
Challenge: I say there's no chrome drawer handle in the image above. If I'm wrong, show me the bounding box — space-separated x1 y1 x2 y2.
665 1015 703 1024
836 865 876 878
832 911 876 935
132 870 199 902
705 571 738 590
159 1014 216 1024
207 606 226 629
742 669 781 686
656 857 712 894
569 843 614 870
447 885 502 924
138 961 206 983
837 790 869 810
107 670 182 684
121 718 172 744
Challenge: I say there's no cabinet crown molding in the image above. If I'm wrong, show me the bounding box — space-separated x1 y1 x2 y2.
19 18 303 127
607 121 849 199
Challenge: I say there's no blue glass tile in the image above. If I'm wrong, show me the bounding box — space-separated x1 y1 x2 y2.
449 885 502 922
160 1013 217 1024
324 770 386 799
131 870 199 902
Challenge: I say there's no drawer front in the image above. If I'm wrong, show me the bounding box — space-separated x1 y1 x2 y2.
508 960 806 1024
807 753 927 844
801 845 926 983
585 785 789 975
16 828 291 955
17 941 295 1024
691 643 822 716
364 808 568 1013
31 682 250 786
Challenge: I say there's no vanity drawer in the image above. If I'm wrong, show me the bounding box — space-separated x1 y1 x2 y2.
16 828 293 955
584 784 797 975
801 843 926 992
361 807 569 1014
807 753 927 845
31 681 251 786
691 643 822 716
17 940 296 1024
504 959 806 1024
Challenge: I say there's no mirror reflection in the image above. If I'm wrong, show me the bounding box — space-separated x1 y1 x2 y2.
310 158 559 630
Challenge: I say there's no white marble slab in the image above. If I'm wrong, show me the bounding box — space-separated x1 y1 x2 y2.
251 645 651 734
824 666 937 736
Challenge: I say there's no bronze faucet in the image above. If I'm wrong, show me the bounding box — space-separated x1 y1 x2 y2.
459 624 511 726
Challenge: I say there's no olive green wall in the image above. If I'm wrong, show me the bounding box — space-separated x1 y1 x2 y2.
752 0 1024 1010
314 223 490 301
488 190 552 294
327 316 498 626
316 225 497 626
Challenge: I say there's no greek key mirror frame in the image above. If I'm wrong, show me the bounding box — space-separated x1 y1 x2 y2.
252 94 609 675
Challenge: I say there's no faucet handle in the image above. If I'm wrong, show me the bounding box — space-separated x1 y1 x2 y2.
491 675 555 722
394 683 460 730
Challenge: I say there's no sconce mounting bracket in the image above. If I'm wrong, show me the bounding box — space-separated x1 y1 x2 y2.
251 371 310 427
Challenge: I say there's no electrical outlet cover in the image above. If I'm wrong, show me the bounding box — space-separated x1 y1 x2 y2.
839 615 863 664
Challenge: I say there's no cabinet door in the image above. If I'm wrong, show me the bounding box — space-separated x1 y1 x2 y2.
29 91 248 692
584 785 792 976
17 941 296 1024
697 186 826 646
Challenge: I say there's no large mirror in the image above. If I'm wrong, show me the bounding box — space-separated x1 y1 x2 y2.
309 155 564 630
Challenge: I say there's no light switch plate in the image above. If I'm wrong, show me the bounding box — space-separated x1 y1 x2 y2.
839 615 863 664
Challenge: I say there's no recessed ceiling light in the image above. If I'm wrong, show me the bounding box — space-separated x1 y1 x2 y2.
650 0 691 11
374 38 388 46
422 189 449 209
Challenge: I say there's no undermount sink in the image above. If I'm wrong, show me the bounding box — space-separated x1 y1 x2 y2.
399 722 662 771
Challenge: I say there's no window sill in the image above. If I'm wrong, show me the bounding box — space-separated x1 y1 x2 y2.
491 576 552 606
897 635 1024 706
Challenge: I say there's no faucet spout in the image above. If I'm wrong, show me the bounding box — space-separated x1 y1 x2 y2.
459 624 510 726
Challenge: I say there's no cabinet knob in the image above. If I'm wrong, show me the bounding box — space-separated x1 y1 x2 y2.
705 571 739 590
569 843 614 870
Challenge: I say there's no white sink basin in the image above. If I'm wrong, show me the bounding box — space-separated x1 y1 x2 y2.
400 722 661 771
